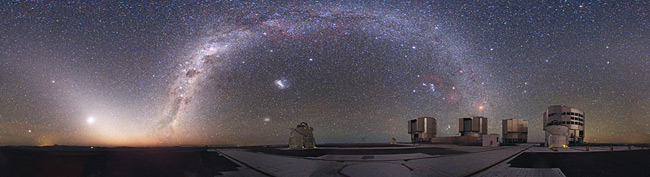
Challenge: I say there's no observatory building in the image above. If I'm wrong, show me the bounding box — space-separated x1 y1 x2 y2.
408 117 437 143
543 105 585 144
545 120 569 148
288 122 316 149
427 116 492 146
459 116 488 136
502 118 528 143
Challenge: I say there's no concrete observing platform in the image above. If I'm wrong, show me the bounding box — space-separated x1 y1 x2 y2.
214 143 542 177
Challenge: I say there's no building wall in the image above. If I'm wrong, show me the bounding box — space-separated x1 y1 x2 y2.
430 136 458 144
502 119 528 143
482 134 500 147
459 116 488 136
474 116 488 134
431 135 482 146
408 117 437 143
459 118 470 134
543 105 585 143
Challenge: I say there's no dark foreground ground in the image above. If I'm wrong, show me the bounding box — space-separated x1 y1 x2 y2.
509 149 650 177
0 146 240 177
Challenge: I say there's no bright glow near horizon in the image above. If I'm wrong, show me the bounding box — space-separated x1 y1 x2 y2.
87 117 95 124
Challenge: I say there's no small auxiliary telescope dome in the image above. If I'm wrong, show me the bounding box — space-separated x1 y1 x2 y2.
546 124 569 135
288 122 316 150
545 120 569 149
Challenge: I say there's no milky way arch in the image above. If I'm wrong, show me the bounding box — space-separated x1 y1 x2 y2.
157 2 488 142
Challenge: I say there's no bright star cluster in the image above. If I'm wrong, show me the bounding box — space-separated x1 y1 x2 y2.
0 1 649 146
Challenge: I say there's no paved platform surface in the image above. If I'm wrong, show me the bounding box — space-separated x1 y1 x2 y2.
571 146 647 152
217 144 650 177
338 162 414 177
308 153 440 161
403 145 531 177
473 163 565 177
217 144 532 177
243 145 466 157
472 145 566 177
219 149 335 176
527 145 647 152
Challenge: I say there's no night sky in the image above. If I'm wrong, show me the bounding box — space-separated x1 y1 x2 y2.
1 1 649 146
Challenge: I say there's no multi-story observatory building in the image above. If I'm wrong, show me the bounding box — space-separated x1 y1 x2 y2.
408 117 437 143
459 116 488 136
543 105 585 144
502 119 528 143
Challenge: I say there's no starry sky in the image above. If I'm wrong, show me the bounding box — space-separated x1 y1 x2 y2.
1 1 649 146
